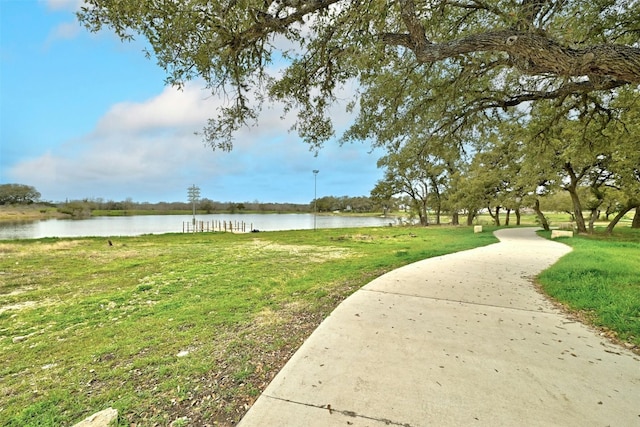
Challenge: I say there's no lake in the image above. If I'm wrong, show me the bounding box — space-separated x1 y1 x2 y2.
0 213 400 240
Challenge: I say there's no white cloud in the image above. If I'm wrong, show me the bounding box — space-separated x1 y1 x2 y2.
42 0 85 46
9 79 380 203
94 85 212 134
46 21 81 43
44 0 84 12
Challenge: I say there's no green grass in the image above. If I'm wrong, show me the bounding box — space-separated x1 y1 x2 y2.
538 227 640 346
0 226 497 426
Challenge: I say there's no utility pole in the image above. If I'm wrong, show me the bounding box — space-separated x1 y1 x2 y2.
187 184 200 226
313 170 319 231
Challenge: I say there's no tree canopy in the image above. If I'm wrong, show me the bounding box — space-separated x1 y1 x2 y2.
0 184 41 205
78 0 640 150
78 1 639 232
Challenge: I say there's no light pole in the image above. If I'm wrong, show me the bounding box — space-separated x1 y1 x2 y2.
313 170 319 231
187 184 200 226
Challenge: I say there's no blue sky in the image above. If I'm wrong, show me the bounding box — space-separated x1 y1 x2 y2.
0 0 383 204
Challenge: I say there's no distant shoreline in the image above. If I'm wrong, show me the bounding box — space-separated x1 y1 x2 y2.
0 205 69 222
0 205 388 222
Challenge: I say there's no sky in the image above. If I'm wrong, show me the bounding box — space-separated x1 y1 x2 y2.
0 0 384 204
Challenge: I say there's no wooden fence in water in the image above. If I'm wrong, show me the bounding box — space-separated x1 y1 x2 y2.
182 220 252 233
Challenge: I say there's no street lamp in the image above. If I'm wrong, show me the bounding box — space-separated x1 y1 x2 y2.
313 170 319 231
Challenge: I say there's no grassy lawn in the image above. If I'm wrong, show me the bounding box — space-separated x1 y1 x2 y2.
538 228 640 348
0 226 497 426
2 222 638 426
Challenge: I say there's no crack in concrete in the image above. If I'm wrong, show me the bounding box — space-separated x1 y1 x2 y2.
264 395 414 426
362 288 560 316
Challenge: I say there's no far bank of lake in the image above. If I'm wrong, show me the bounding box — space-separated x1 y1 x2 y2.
0 213 400 240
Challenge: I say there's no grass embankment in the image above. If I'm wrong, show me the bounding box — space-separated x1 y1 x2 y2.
0 205 64 221
0 226 497 427
538 228 640 348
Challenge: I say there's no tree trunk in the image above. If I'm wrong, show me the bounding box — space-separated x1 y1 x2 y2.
588 208 599 234
566 188 587 233
451 211 459 226
632 208 640 229
431 186 442 225
515 208 521 225
421 200 429 226
466 211 475 226
505 208 511 226
417 211 427 226
488 205 501 226
606 205 636 234
533 199 550 231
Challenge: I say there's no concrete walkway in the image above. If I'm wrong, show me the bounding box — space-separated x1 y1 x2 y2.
239 228 640 426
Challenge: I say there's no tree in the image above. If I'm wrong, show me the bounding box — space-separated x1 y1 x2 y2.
0 184 41 205
601 89 640 233
516 93 611 233
57 199 93 218
446 165 486 226
373 138 455 225
200 198 216 213
462 128 529 227
78 1 640 151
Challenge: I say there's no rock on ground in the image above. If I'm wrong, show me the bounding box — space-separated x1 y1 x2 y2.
71 408 118 427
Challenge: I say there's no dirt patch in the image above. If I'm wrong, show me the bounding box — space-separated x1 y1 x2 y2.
0 300 38 315
159 305 326 427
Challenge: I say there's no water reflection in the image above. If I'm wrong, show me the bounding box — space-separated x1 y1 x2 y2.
0 214 397 240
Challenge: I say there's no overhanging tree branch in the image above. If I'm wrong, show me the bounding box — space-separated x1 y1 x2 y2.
78 0 640 149
382 29 640 83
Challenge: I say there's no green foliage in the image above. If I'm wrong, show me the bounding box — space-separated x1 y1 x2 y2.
77 1 640 150
75 2 640 233
0 184 41 205
525 88 640 233
56 201 93 218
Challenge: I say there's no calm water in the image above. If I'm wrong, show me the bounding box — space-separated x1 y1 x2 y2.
0 214 398 240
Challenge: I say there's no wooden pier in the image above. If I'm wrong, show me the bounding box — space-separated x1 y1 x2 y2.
182 220 251 233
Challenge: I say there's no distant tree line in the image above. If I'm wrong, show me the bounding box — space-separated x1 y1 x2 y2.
4 179 637 232
55 198 312 216
311 196 384 213
0 186 390 216
58 197 389 215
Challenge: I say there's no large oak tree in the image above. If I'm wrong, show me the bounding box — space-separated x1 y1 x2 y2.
78 0 640 150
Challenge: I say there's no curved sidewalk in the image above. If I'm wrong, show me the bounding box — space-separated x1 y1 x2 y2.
239 228 640 426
